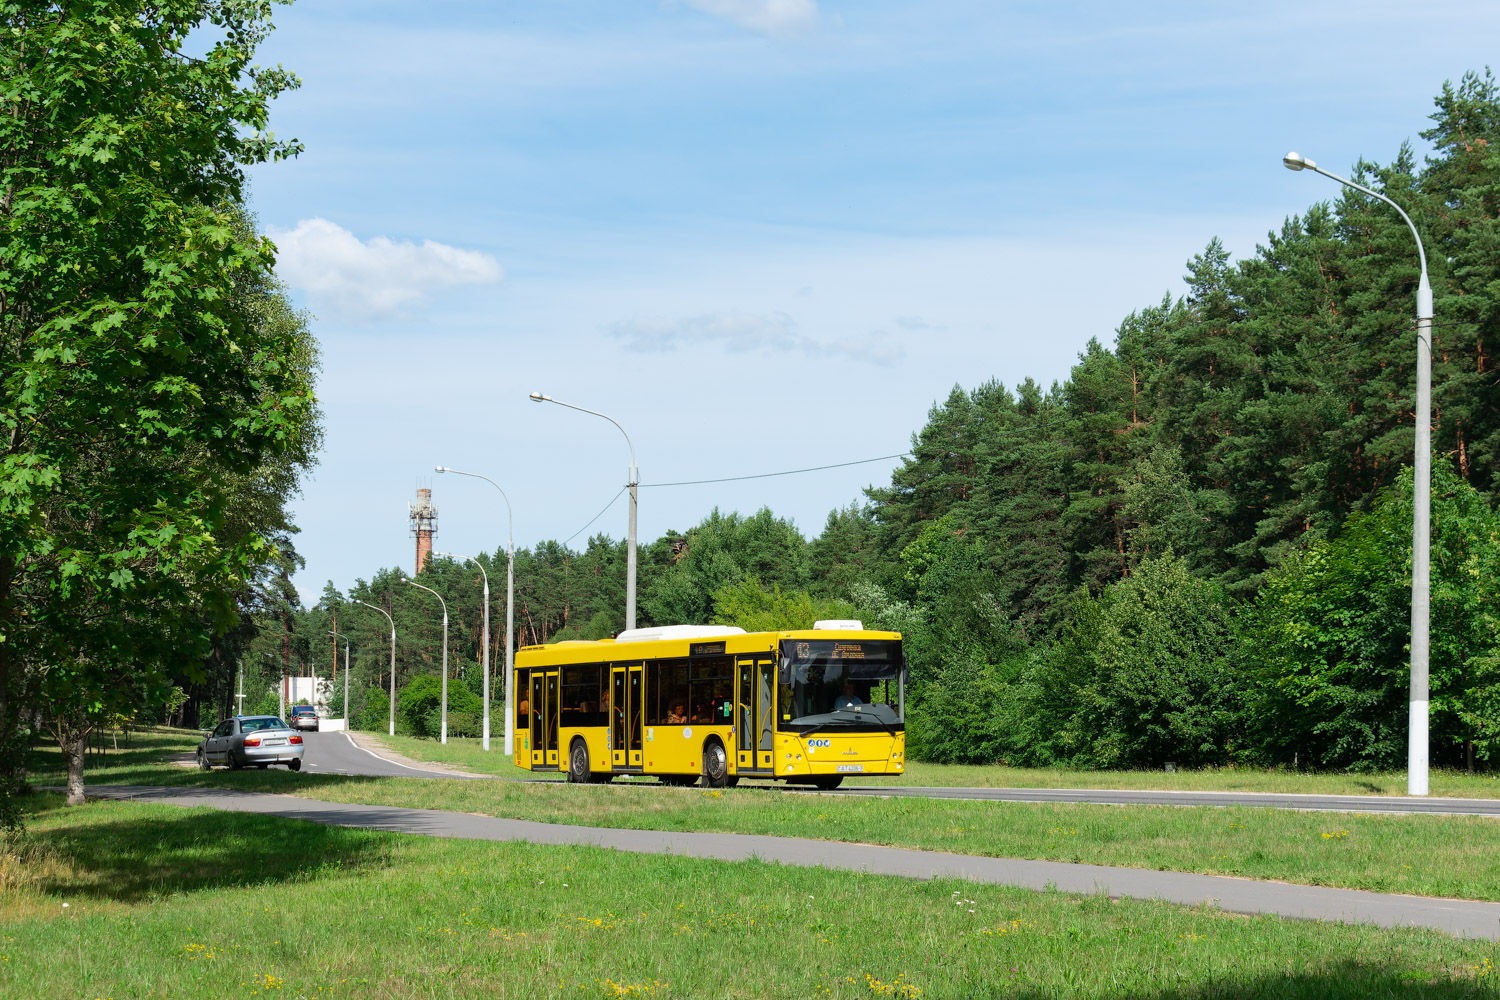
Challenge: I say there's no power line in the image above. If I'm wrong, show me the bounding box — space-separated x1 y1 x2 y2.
563 487 626 546
639 452 912 488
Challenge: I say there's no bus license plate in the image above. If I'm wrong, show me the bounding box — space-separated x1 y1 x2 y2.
836 764 864 773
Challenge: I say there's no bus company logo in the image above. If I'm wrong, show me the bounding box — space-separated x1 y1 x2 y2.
808 739 832 748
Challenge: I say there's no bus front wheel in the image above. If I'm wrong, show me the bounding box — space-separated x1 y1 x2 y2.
701 739 729 789
811 775 843 791
567 738 593 784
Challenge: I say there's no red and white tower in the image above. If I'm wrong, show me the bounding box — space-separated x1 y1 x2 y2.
409 487 438 574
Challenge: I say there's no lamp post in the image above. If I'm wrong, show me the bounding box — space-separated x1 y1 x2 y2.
404 577 450 744
528 392 638 630
435 466 516 754
329 630 351 725
1283 151 1433 796
435 550 495 753
356 600 397 737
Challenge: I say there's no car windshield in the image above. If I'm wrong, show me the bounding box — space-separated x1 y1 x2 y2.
778 639 905 732
240 717 288 733
291 707 314 716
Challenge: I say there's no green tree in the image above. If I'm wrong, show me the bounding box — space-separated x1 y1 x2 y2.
710 579 856 632
398 673 482 739
1 0 310 808
1253 463 1500 770
1020 553 1244 769
643 508 809 625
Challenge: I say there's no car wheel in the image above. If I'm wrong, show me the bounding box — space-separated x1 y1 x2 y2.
256 764 269 769
700 739 729 788
811 775 843 791
197 749 210 771
227 752 242 771
566 738 592 784
288 759 302 772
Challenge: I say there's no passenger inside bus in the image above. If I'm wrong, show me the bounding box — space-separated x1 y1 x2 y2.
666 700 687 724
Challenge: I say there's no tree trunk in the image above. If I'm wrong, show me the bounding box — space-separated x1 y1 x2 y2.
61 724 87 806
46 711 91 806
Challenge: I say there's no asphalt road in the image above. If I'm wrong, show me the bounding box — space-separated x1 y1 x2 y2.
297 731 469 779
84 784 1500 940
305 735 1500 816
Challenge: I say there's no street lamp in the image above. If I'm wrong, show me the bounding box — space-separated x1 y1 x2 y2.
434 548 498 754
404 577 450 744
1283 150 1434 796
356 600 397 737
528 392 638 630
329 630 351 726
434 466 516 754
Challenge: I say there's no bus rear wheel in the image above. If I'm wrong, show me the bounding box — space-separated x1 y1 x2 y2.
701 739 729 788
567 738 593 784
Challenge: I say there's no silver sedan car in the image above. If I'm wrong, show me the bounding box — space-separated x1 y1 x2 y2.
197 716 305 771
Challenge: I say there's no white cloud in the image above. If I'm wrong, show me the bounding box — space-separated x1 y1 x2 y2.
611 310 903 365
267 218 502 320
676 0 819 37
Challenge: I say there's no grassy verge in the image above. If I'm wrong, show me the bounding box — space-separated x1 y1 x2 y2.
357 729 1500 797
29 730 1500 902
3 794 1497 999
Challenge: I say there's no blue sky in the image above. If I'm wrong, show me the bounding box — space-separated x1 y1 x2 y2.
243 0 1500 601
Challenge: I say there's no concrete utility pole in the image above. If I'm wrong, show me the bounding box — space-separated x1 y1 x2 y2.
435 467 517 753
235 660 245 716
330 630 351 725
1283 151 1434 796
404 578 450 744
357 600 397 736
527 393 638 630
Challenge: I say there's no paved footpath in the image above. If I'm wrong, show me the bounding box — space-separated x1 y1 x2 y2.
831 785 1500 816
86 784 1500 941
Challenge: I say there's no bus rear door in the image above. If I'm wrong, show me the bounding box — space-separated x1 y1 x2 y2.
531 670 560 768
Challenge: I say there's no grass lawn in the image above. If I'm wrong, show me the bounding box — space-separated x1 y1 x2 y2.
361 730 1500 798
28 730 1500 903
3 793 1497 999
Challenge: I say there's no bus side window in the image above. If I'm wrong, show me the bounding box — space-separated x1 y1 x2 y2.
653 661 688 726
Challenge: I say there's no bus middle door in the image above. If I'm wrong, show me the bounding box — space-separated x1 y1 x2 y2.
736 656 775 773
611 666 627 768
627 664 644 767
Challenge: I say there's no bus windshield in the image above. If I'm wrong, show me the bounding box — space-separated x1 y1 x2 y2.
778 639 905 732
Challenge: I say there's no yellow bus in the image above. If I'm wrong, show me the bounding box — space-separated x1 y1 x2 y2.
513 621 906 789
